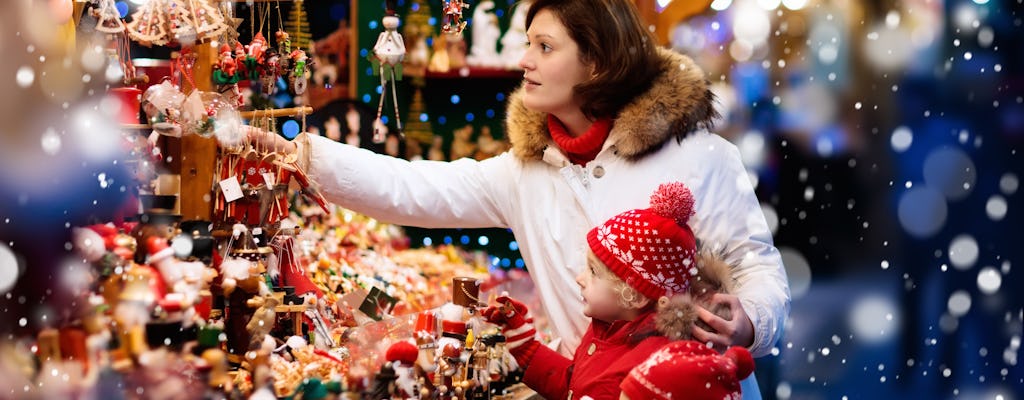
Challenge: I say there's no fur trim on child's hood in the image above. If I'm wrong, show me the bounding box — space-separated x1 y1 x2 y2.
655 249 735 340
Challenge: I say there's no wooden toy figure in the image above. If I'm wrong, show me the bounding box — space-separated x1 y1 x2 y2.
442 0 470 36
369 13 406 142
289 48 309 95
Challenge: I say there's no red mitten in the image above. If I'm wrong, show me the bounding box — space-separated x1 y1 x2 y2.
481 294 540 365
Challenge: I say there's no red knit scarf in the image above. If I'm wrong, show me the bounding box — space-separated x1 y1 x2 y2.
548 115 612 165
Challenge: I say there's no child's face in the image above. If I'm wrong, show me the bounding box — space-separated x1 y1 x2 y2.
575 258 630 323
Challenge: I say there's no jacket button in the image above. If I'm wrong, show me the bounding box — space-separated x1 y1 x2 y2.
587 343 596 355
592 165 605 178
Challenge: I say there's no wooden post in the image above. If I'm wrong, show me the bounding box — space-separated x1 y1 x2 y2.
179 43 218 221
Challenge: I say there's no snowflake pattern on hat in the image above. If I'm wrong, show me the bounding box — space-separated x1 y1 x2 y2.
587 182 698 299
622 341 750 400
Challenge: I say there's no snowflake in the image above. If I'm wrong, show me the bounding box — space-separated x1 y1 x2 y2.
597 225 618 250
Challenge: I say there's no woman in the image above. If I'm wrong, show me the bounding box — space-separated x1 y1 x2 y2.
249 0 788 395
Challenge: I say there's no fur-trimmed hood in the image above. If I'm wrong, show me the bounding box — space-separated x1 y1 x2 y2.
505 47 717 162
654 249 735 340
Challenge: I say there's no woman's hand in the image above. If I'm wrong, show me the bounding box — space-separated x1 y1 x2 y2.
691 293 755 350
242 125 297 155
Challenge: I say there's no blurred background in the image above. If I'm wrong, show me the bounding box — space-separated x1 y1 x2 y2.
1 0 1021 399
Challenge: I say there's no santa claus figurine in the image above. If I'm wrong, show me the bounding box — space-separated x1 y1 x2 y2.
386 340 421 398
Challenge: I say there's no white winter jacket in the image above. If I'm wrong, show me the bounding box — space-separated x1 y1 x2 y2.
301 49 789 364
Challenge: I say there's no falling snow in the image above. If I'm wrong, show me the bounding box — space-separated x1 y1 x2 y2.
1 1 1021 399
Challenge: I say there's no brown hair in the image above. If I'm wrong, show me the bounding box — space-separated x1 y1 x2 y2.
526 0 662 120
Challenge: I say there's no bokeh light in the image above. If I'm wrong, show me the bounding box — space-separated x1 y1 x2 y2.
985 195 1007 221
948 234 979 270
862 23 914 72
761 204 779 235
779 247 811 299
0 243 20 294
40 128 61 156
15 66 34 88
999 173 1019 195
890 126 913 152
923 147 976 201
282 119 300 139
947 290 971 317
849 296 900 344
171 235 194 259
976 267 1001 295
897 186 947 238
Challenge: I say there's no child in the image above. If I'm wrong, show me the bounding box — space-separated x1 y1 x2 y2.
483 182 735 400
619 341 754 400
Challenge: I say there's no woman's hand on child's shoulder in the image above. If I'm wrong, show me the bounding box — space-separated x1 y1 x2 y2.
691 293 755 350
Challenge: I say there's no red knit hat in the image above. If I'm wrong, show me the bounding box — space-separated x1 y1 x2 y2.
620 341 754 400
586 182 697 299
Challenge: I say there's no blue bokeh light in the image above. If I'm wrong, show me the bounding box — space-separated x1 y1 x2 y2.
115 1 129 18
282 120 300 139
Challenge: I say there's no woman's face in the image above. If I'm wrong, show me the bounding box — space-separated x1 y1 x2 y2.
518 9 593 116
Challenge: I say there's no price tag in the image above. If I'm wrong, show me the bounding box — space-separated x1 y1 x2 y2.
262 172 276 187
219 176 244 202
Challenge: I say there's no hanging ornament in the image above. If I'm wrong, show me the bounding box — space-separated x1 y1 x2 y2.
93 0 126 34
261 47 281 96
283 0 312 51
369 7 406 142
219 1 243 44
289 48 309 95
126 0 169 47
212 43 244 106
441 0 470 36
245 31 269 80
183 0 228 42
166 0 198 45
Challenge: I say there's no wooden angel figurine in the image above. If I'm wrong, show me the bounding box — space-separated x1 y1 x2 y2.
370 14 406 141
